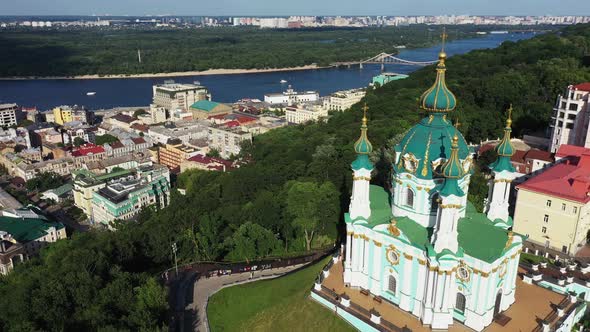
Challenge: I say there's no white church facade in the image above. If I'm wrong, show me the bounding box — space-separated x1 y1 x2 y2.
343 49 523 331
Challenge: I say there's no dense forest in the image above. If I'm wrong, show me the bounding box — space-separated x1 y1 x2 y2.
0 25 531 77
1 24 590 331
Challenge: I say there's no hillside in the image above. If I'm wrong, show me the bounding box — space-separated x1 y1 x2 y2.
0 24 589 331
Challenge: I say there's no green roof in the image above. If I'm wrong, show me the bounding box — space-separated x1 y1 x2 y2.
356 186 509 263
46 183 73 196
351 155 374 171
190 100 221 112
0 215 64 243
490 156 516 173
365 185 392 226
394 114 471 180
457 202 510 263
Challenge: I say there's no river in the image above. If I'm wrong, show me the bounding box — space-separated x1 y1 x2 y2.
0 32 537 110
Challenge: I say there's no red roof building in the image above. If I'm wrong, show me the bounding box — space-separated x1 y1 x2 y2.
71 144 105 157
479 141 553 175
573 82 590 92
517 152 590 203
181 154 234 172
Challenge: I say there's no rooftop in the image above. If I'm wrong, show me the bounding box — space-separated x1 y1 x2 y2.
517 153 590 203
573 82 590 92
110 113 136 124
71 144 105 157
356 185 510 263
191 100 223 112
0 212 64 243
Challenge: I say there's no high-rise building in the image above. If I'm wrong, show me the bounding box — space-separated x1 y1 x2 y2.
152 82 210 112
0 103 22 127
549 83 590 152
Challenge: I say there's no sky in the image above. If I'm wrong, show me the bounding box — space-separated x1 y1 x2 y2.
1 0 589 17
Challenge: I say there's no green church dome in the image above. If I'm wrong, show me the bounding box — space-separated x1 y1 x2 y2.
394 114 470 179
352 105 374 171
490 106 516 173
441 132 465 179
354 116 373 155
419 52 457 113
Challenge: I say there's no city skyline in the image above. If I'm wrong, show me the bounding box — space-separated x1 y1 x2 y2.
2 0 589 17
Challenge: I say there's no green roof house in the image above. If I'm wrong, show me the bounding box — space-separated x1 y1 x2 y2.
190 100 232 120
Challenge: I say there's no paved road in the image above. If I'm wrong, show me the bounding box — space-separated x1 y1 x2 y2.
0 187 22 209
189 263 308 332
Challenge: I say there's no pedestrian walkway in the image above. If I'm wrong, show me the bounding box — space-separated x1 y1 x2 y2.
191 263 308 332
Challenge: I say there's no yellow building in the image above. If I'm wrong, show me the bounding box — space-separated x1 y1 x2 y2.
158 142 198 170
513 147 590 255
53 106 72 125
52 105 91 125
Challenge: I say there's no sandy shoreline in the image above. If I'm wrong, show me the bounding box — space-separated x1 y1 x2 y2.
0 64 332 81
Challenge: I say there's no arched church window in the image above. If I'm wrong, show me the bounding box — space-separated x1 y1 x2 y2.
388 275 397 293
430 194 440 213
405 188 415 208
455 293 466 313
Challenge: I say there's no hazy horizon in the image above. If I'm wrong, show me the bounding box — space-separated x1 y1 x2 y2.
1 0 589 17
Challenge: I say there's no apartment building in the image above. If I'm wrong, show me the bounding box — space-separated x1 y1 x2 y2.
152 82 210 111
207 124 253 158
549 83 590 152
0 103 22 127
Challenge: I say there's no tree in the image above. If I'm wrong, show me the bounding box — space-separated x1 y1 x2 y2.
26 172 65 192
226 222 281 262
207 148 221 158
73 137 86 147
286 181 339 251
95 134 119 146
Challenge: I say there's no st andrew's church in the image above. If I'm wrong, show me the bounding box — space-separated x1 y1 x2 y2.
343 46 522 331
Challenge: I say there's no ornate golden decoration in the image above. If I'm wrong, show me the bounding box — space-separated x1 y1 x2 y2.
456 263 471 282
418 258 426 265
386 245 400 265
421 133 432 177
388 219 401 237
428 114 434 124
353 234 360 239
494 179 513 183
440 203 462 209
397 131 417 168
424 187 431 193
403 253 413 260
373 240 382 247
346 231 354 236
505 231 514 250
417 186 423 191
403 153 419 174
353 176 371 181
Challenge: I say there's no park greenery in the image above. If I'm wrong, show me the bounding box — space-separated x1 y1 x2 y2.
0 24 589 331
94 133 119 146
25 171 65 192
208 257 356 332
2 25 489 77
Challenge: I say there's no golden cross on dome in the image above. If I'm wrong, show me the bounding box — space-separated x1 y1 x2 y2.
454 117 461 129
507 103 513 120
441 27 448 52
362 103 369 124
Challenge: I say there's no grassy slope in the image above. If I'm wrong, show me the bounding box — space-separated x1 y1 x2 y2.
207 257 355 332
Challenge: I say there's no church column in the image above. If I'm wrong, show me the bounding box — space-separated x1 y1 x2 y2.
362 237 369 274
412 259 427 317
370 241 383 295
400 253 414 310
345 231 352 268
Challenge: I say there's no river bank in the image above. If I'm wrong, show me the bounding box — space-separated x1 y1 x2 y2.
0 64 329 81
